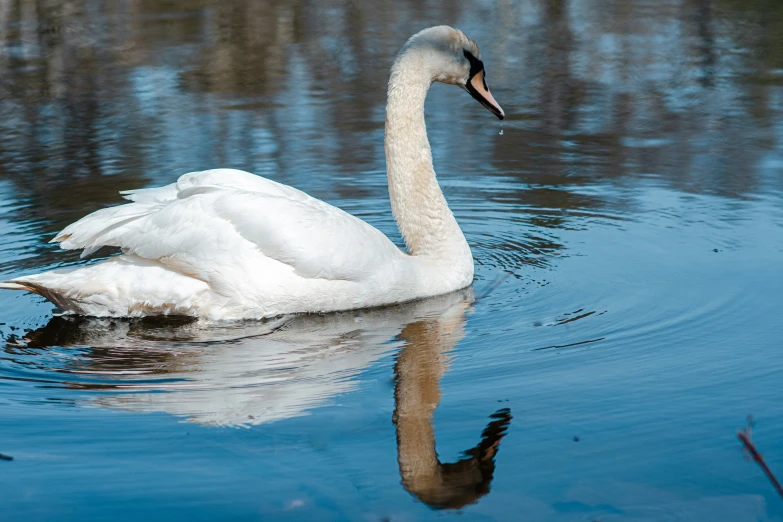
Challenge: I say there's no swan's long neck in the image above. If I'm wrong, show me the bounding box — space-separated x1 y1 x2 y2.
385 49 471 260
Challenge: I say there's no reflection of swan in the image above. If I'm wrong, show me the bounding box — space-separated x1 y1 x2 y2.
393 301 511 509
16 288 510 507
1 26 504 319
18 290 471 426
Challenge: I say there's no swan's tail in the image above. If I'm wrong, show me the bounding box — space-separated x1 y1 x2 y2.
1 274 91 312
1 256 210 317
0 280 60 298
0 282 32 291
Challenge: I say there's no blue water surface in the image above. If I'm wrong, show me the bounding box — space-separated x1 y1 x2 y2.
1 0 782 520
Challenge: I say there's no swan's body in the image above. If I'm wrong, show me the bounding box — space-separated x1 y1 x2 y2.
10 168 467 318
1 26 504 320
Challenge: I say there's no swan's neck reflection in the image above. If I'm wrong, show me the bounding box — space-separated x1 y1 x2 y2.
11 288 510 508
393 301 511 510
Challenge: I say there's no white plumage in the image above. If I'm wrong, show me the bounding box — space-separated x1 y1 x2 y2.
1 26 503 319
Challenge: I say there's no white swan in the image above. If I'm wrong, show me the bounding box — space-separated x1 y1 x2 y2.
0 26 504 320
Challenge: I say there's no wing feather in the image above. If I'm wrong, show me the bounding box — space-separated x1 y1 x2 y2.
52 169 402 284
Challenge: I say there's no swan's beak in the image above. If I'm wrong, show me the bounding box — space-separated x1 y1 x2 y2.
466 69 504 120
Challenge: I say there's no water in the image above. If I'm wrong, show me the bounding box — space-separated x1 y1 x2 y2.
1 0 782 520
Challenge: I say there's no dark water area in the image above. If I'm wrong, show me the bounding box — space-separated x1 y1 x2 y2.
1 0 782 520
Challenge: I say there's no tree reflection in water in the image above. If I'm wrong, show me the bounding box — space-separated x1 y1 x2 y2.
2 0 783 277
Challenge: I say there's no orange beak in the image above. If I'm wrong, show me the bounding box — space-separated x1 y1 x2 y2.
466 69 504 120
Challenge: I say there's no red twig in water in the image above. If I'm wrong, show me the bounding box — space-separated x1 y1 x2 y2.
738 416 783 499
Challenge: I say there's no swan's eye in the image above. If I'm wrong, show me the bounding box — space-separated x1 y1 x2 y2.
463 50 484 81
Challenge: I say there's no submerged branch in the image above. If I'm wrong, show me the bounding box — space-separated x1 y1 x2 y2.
738 416 783 499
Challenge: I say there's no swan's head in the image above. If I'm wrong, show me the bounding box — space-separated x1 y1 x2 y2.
400 26 504 120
